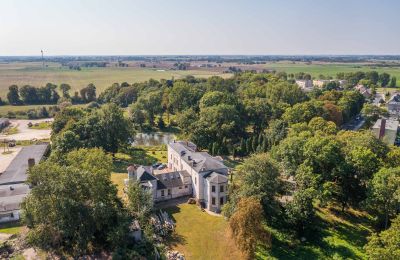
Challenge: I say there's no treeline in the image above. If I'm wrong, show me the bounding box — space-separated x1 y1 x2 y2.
5 83 97 105
337 71 397 88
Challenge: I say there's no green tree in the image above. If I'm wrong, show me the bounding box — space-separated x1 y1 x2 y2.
365 214 400 259
59 83 71 98
379 73 391 87
22 149 128 256
366 167 400 229
236 153 281 215
126 180 153 224
389 76 397 88
7 85 21 105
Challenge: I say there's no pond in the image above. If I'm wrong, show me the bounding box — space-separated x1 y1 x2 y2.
132 132 175 146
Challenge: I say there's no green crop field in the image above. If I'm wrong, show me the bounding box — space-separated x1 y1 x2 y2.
0 62 230 98
263 61 400 85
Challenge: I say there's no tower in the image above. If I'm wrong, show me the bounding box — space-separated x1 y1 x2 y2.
41 50 44 69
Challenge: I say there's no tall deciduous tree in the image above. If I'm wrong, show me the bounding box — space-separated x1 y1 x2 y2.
229 197 271 260
365 214 400 259
366 167 400 229
22 148 128 256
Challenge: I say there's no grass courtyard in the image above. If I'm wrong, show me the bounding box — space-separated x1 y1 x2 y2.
165 204 243 260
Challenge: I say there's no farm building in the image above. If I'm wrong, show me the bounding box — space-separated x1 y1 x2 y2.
0 143 49 223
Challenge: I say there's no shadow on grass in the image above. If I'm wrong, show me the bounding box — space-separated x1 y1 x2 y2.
266 207 369 260
162 206 187 248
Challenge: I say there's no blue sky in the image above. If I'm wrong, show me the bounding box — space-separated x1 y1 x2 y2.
0 0 399 55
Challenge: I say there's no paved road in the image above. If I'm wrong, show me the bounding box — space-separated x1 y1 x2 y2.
341 115 365 131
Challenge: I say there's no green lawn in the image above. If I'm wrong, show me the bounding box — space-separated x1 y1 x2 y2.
111 173 126 198
0 62 230 98
258 206 373 260
2 126 18 135
29 121 52 130
0 222 23 235
113 146 168 173
165 204 243 260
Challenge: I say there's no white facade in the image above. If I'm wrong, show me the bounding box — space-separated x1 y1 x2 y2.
126 141 229 213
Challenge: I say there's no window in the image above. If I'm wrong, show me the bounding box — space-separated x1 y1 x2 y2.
220 185 224 193
185 185 188 189
220 197 224 205
179 186 182 189
168 189 171 195
212 185 216 192
161 190 165 196
212 197 216 205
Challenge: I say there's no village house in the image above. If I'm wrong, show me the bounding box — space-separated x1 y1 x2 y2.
126 141 229 213
372 118 399 145
295 79 313 92
387 93 400 115
312 79 331 88
355 84 372 98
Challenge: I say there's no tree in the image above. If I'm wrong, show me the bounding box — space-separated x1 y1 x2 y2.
389 76 397 88
59 83 71 98
379 73 391 87
85 83 97 102
285 187 316 235
361 103 389 125
366 167 400 229
7 85 21 105
92 103 132 153
130 108 146 128
21 149 128 256
126 180 153 223
229 197 271 259
169 81 204 112
385 146 400 168
365 215 400 259
236 153 281 214
282 101 325 124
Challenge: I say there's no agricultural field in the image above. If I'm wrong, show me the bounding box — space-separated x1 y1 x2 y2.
262 61 400 85
0 62 230 98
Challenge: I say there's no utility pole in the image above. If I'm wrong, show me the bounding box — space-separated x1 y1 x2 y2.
41 50 44 69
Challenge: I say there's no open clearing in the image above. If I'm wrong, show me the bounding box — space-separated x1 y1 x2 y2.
0 62 231 98
0 118 53 141
165 204 243 260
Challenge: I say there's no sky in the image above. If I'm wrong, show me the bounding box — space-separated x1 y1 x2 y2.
0 0 399 56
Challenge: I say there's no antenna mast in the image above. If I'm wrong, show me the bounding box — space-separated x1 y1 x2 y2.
41 50 44 69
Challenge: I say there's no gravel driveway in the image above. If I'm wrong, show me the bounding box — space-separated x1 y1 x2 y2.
0 118 53 141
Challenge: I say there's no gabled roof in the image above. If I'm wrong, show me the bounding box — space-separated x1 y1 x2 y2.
155 170 190 190
136 166 157 182
205 172 228 183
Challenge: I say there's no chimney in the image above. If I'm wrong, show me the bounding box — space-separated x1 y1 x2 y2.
28 158 35 168
379 119 386 140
